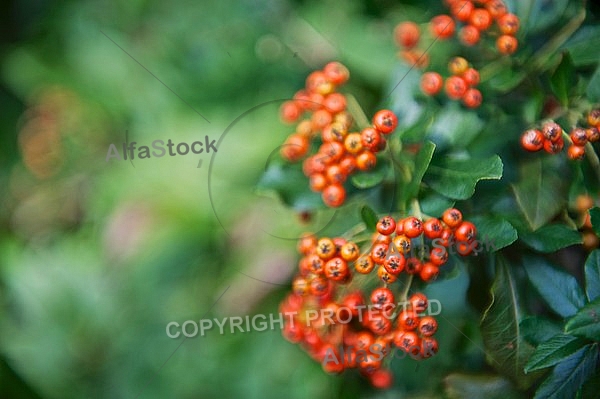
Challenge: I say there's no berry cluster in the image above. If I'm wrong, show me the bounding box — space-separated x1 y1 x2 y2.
393 0 519 108
520 111 600 159
281 208 477 388
421 57 482 108
278 62 399 207
365 209 478 283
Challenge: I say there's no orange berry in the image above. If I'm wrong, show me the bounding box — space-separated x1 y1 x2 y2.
448 56 469 75
567 145 586 160
496 35 518 54
323 61 350 85
394 21 421 49
430 15 455 39
356 151 377 171
280 101 301 123
421 72 444 95
322 184 346 207
470 8 492 31
451 1 475 22
459 25 480 45
498 13 520 35
445 76 468 100
462 88 482 108
462 67 480 86
281 133 309 161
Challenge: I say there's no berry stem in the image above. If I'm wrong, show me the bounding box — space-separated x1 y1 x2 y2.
346 94 371 130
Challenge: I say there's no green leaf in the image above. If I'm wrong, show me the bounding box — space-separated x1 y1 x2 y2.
534 344 599 399
586 66 600 103
512 159 565 230
419 192 455 217
256 161 323 211
584 250 600 301
589 207 600 238
360 205 378 231
550 52 576 107
444 374 523 399
523 257 586 318
424 155 503 200
403 141 435 205
428 103 484 150
565 297 600 341
524 0 569 34
563 26 600 66
389 63 424 128
520 224 582 253
350 157 389 189
525 334 588 373
481 256 539 390
520 316 563 346
470 216 518 252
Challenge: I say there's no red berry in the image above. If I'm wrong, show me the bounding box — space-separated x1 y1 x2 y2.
322 184 346 207
445 76 468 100
442 208 463 228
570 128 588 146
377 216 396 236
420 72 444 95
323 61 350 85
423 218 443 239
498 13 520 35
470 8 492 31
521 129 544 152
394 21 421 49
459 25 480 46
403 216 424 238
372 110 398 134
462 88 482 108
543 136 564 154
370 287 395 309
462 68 480 86
455 221 477 243
430 15 455 39
568 145 586 160
369 369 393 389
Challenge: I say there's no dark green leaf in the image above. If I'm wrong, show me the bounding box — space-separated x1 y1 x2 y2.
360 205 378 231
520 316 563 346
256 162 323 210
403 141 435 204
481 256 539 390
550 52 576 107
589 207 600 238
470 216 518 252
563 26 600 66
523 257 586 318
512 159 565 230
428 103 484 150
565 297 600 341
520 224 582 253
584 250 600 301
444 374 523 399
587 66 600 103
524 0 569 34
525 334 588 373
424 155 503 200
534 344 599 399
350 157 389 189
389 63 424 128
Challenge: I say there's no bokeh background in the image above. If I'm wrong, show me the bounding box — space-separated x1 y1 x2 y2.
0 0 507 398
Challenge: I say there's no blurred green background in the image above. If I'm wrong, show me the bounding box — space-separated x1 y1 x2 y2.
0 0 493 398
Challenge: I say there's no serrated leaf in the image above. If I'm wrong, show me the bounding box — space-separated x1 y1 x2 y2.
587 66 600 103
256 161 323 211
360 205 378 231
520 316 563 346
403 141 435 205
512 159 565 230
589 207 600 238
584 250 600 301
350 158 389 189
444 374 523 399
424 155 503 200
550 52 576 107
525 334 588 373
481 256 539 390
565 297 600 341
520 224 582 253
523 257 586 318
533 344 599 399
470 216 518 252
